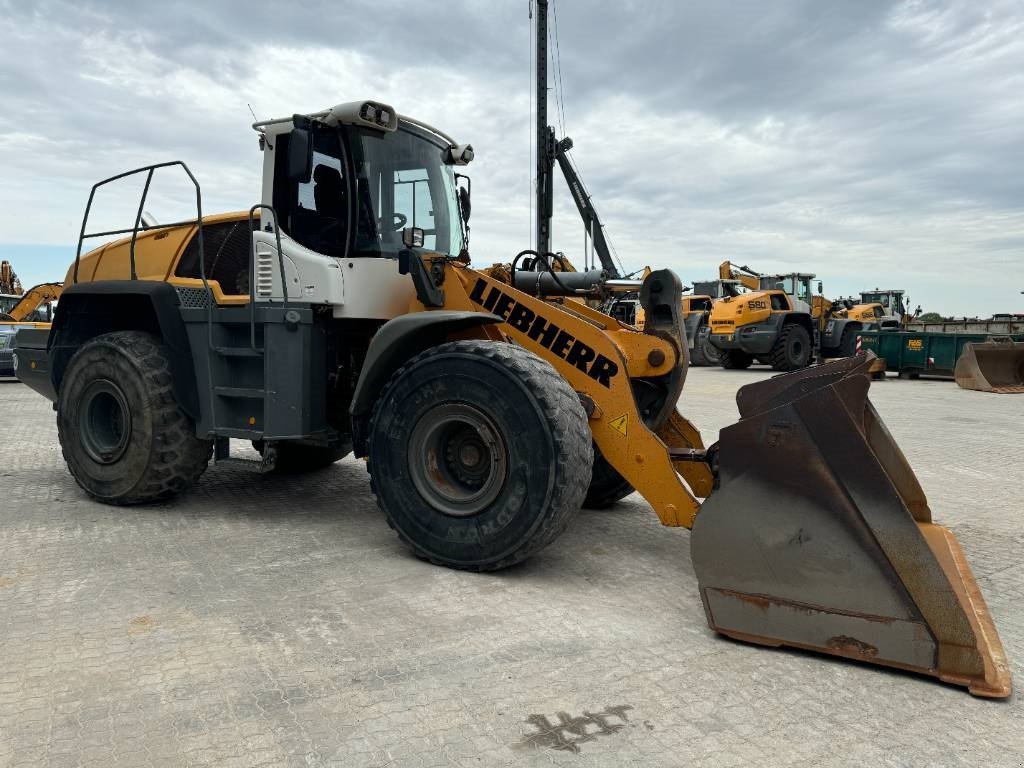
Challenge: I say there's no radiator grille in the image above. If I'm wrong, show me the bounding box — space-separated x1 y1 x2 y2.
175 220 255 295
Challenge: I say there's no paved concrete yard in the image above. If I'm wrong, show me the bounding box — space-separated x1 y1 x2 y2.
1 367 1022 767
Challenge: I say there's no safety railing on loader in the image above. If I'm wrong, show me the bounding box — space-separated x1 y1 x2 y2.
246 204 288 352
73 161 207 286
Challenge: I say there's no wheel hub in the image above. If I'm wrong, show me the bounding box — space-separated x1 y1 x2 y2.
408 403 509 517
78 379 132 465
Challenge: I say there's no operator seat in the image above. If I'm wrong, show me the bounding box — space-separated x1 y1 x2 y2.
312 165 347 255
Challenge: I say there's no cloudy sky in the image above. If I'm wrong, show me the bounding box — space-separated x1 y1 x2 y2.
0 0 1021 316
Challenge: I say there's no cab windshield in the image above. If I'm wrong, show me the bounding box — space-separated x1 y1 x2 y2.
352 126 463 258
863 292 890 308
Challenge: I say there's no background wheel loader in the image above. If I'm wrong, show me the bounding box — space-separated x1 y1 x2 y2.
13 100 1010 698
704 264 818 371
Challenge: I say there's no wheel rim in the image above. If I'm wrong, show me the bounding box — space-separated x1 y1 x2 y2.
791 335 805 360
78 379 132 464
408 403 509 517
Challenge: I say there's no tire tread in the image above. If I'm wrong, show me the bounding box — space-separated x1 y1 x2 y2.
367 340 592 572
58 331 211 505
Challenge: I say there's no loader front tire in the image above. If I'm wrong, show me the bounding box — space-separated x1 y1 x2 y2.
719 349 753 369
689 321 716 367
839 326 860 358
770 323 812 371
57 331 212 505
583 446 633 508
368 340 592 571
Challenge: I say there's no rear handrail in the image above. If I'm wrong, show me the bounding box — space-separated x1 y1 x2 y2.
73 161 206 293
246 205 288 351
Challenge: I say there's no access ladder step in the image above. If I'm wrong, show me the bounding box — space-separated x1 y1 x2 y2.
212 456 276 474
214 346 264 358
212 436 276 473
214 386 265 399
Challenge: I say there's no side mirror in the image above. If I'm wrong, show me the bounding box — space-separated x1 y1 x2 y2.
455 173 471 223
817 281 823 294
402 227 425 249
287 121 314 182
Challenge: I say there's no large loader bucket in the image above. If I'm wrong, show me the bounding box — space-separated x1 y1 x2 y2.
691 353 1011 697
955 340 1024 393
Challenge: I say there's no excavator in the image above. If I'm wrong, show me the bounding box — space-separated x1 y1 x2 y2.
12 94 1011 698
0 281 61 377
0 260 22 296
0 282 62 323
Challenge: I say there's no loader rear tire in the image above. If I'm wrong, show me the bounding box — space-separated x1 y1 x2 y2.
583 447 633 508
770 323 812 371
57 331 212 505
368 340 592 571
719 350 753 369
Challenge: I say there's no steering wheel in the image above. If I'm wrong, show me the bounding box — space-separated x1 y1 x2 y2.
391 213 408 231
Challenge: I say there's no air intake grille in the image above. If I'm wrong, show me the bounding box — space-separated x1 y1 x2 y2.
176 287 211 309
176 220 255 295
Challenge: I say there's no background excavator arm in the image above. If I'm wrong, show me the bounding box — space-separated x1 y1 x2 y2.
3 283 63 322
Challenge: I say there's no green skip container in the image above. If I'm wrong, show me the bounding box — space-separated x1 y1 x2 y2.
858 330 1024 378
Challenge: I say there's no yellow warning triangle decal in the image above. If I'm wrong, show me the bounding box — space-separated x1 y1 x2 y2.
609 413 628 436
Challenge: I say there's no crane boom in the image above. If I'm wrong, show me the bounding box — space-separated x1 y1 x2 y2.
533 0 622 279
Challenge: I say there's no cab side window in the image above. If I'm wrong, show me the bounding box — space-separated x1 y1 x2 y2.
771 294 788 310
274 132 350 257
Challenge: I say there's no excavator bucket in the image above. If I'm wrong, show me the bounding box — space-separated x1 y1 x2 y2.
955 340 1024 393
691 353 1011 697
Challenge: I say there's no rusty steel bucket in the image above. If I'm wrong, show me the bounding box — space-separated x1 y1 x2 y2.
691 353 1011 698
955 340 1024 393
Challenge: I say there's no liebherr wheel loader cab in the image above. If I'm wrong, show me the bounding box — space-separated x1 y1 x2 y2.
861 288 909 328
15 102 1011 698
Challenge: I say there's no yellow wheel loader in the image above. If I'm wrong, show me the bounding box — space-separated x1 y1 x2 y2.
14 102 1010 698
705 265 818 371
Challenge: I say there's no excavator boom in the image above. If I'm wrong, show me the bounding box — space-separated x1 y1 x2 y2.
718 260 761 291
2 282 62 322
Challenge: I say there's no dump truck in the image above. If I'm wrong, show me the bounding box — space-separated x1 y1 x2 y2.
14 101 1011 698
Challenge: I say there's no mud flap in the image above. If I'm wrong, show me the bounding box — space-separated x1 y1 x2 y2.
691 353 1011 697
955 340 1024 393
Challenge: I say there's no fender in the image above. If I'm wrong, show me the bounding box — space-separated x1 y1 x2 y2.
350 310 502 456
47 281 200 418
